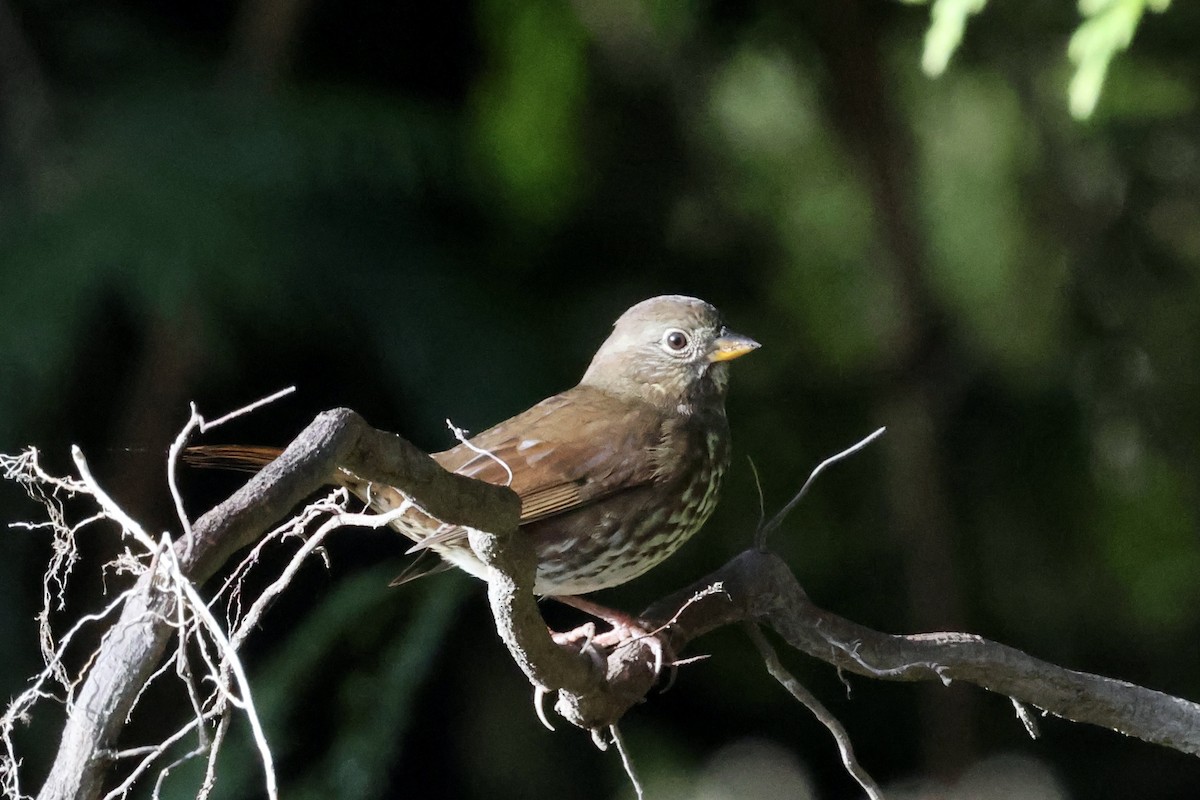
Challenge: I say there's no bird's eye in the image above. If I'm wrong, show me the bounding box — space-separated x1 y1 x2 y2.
663 329 690 352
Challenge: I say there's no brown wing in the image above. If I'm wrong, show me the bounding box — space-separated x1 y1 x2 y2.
433 385 669 525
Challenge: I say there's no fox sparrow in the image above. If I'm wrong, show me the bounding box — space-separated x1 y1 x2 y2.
192 295 758 596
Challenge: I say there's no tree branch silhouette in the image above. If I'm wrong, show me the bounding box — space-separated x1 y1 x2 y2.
6 406 1200 800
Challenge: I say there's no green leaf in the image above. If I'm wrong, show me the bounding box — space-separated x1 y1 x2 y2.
1068 0 1173 119
921 0 989 78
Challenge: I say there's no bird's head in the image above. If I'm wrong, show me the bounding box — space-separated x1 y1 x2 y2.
580 295 759 412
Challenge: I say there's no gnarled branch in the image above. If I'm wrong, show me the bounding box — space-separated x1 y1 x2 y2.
34 407 523 800
22 407 1200 800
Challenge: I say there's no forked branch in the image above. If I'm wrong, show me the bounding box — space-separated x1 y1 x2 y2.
16 406 526 800
5 407 1199 800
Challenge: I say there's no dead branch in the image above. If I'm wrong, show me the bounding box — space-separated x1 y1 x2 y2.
23 407 523 800
745 624 884 800
7 406 1200 800
637 550 1200 756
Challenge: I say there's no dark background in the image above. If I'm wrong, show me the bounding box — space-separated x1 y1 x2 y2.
2 0 1199 798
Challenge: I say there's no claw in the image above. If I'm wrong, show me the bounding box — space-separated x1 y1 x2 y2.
551 622 606 672
533 686 556 731
594 625 676 686
624 631 665 679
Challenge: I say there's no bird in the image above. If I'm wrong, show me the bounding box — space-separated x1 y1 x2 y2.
188 295 758 599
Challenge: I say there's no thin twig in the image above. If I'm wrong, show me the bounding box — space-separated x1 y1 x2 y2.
447 419 513 486
213 494 342 630
177 387 296 563
197 713 233 800
755 427 886 548
162 543 277 798
71 447 279 800
199 386 297 432
745 624 884 800
0 589 131 798
643 582 728 638
229 504 409 651
746 455 766 531
101 716 205 800
167 407 202 557
1012 698 1041 740
609 725 645 800
70 447 159 553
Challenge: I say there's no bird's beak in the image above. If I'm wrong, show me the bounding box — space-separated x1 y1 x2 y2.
708 328 761 362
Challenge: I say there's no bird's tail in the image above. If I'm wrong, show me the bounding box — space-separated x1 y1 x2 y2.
182 444 284 473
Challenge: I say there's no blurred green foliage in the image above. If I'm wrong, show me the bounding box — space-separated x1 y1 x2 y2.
1069 0 1173 119
473 0 588 225
911 0 1175 119
2 0 1199 798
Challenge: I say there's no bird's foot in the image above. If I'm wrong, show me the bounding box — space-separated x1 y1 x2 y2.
549 596 677 684
550 621 607 672
550 620 596 649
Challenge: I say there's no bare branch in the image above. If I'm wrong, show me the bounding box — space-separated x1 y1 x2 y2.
745 624 883 800
68 447 279 800
756 427 886 547
200 387 297 432
20 406 521 800
7 405 1200 800
609 725 645 800
641 550 1200 757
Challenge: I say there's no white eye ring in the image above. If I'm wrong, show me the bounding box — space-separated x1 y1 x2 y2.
662 329 690 354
